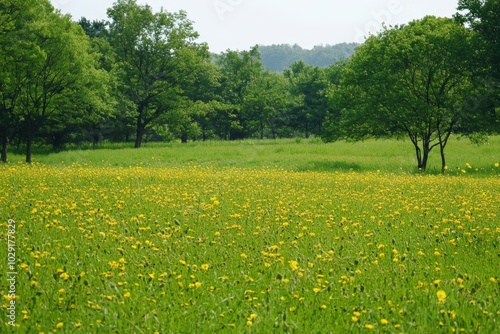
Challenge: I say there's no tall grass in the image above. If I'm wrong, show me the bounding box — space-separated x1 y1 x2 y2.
5 136 500 175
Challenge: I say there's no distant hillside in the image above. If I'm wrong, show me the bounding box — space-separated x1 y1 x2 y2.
258 43 358 72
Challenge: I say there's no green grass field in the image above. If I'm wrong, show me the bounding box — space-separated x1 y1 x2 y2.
6 136 500 174
1 137 499 333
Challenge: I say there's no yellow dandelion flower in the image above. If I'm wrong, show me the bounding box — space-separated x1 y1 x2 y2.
437 290 447 304
201 264 210 270
60 272 69 280
352 316 359 322
320 304 327 310
124 292 131 298
381 318 389 326
495 162 499 168
289 260 299 271
56 322 63 329
240 253 247 259
365 324 374 330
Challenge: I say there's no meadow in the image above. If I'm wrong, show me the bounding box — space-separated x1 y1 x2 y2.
1 137 499 333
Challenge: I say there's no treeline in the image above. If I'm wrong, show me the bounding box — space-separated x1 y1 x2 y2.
258 43 358 72
0 0 498 169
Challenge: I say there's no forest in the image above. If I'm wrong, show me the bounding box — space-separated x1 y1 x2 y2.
0 0 498 171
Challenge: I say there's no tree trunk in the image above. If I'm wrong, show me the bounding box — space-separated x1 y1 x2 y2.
420 147 429 172
440 145 446 174
181 133 188 144
26 134 32 164
135 128 144 148
1 134 8 163
135 104 146 148
414 144 423 170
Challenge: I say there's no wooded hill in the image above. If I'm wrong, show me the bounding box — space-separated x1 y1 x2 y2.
258 43 358 72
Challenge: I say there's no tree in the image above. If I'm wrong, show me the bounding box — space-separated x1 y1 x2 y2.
243 71 292 139
455 0 500 135
323 17 480 172
215 46 263 139
15 5 107 163
107 0 211 148
284 61 330 138
456 0 500 81
0 0 41 162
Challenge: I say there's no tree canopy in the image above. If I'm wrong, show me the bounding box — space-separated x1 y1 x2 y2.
323 16 487 172
1 0 498 169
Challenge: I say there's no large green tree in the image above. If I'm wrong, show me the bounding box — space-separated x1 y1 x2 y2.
455 0 500 135
107 0 211 148
16 6 107 162
284 61 330 138
0 0 40 162
243 71 292 139
0 0 105 162
215 46 263 140
456 0 500 80
323 16 479 172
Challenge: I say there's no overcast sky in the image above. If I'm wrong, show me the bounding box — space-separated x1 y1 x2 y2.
50 0 459 53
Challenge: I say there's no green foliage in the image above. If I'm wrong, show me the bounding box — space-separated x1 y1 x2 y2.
0 0 110 162
284 61 331 138
107 0 213 148
324 16 481 172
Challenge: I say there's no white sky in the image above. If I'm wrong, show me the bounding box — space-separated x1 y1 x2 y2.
51 0 459 53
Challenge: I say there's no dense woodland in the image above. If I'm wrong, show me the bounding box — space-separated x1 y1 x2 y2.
0 0 498 170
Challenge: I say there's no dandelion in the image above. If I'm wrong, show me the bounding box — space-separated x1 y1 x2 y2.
495 162 499 168
365 324 374 330
320 304 327 310
380 319 389 326
201 264 210 270
289 260 299 271
56 322 64 329
60 272 69 280
437 290 447 304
